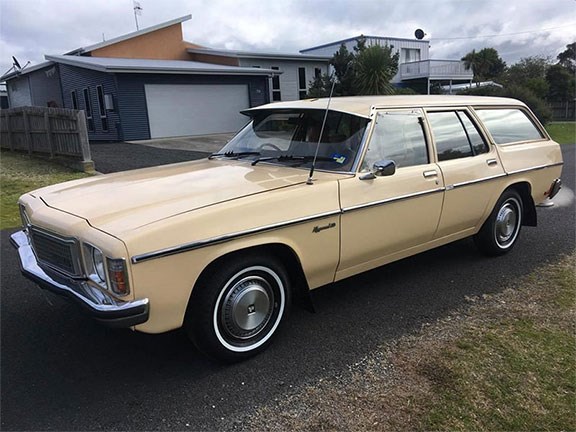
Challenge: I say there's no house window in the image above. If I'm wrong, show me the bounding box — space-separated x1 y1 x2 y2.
96 85 108 132
315 68 322 78
401 48 421 63
271 66 281 101
71 90 78 110
82 88 94 131
298 67 307 99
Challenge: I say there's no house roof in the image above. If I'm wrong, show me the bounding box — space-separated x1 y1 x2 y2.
65 15 192 55
241 95 525 119
0 60 57 82
300 34 429 53
187 47 330 62
45 54 282 76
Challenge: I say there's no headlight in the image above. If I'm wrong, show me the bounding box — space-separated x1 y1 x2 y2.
92 247 106 282
82 244 130 296
83 243 107 286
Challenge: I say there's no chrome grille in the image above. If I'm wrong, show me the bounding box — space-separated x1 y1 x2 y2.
29 227 81 277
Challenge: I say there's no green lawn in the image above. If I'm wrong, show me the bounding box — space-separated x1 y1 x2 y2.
546 122 575 144
0 151 90 230
239 253 576 432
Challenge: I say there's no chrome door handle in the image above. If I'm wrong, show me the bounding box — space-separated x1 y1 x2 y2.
486 158 498 166
423 170 438 178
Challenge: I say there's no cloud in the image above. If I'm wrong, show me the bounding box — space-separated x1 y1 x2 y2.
0 0 574 78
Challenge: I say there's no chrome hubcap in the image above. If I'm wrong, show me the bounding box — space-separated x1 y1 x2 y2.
495 202 518 246
221 276 273 340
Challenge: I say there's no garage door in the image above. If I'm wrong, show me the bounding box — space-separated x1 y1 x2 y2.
145 84 250 138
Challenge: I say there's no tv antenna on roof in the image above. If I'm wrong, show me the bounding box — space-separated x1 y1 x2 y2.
2 56 30 76
133 1 143 30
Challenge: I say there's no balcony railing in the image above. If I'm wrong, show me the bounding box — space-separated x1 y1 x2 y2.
400 60 473 80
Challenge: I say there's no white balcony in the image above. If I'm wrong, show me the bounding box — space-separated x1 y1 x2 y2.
400 60 473 81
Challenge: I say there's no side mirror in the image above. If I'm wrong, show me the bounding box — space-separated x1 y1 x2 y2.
359 159 396 180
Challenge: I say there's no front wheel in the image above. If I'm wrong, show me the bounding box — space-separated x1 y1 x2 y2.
185 254 290 362
474 189 523 256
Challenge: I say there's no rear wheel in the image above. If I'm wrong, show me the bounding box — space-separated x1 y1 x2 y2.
185 254 290 362
474 189 523 256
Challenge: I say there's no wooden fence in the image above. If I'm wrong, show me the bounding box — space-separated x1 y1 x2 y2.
548 101 575 121
0 106 94 171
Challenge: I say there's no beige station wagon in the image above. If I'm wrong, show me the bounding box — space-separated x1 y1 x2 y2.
12 95 563 362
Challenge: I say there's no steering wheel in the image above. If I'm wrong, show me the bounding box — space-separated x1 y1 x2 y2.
259 143 283 152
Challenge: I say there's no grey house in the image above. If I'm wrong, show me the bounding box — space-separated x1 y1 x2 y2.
47 55 277 141
2 55 278 141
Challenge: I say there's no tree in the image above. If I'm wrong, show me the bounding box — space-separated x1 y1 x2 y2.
307 73 333 98
461 48 506 83
557 42 576 73
306 36 400 98
331 43 356 96
546 64 575 102
355 44 399 95
503 56 550 99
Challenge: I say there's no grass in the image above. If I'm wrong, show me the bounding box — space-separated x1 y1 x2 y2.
546 122 575 144
0 150 90 230
233 253 576 432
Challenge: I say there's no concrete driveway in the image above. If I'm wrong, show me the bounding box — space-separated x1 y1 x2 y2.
90 133 232 173
127 133 235 153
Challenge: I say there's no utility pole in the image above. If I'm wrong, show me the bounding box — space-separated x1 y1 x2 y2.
133 1 142 30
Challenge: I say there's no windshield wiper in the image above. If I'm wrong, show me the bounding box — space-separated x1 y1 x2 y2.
251 155 335 166
208 151 260 160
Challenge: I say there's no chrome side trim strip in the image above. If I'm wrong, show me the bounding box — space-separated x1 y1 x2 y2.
451 173 508 189
507 161 563 175
341 187 445 213
131 210 342 264
132 161 564 264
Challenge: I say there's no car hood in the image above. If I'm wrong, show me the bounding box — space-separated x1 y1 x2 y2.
35 160 326 236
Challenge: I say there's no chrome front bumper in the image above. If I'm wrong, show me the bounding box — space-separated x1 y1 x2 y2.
11 230 149 328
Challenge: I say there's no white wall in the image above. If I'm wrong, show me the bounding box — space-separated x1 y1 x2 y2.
238 58 329 101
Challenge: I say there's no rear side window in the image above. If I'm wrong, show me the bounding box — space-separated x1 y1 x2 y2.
427 111 488 161
474 108 544 144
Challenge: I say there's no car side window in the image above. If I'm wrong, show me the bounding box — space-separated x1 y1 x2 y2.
474 108 544 144
427 111 488 161
362 110 428 171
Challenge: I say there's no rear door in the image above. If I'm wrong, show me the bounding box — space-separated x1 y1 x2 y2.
425 108 506 239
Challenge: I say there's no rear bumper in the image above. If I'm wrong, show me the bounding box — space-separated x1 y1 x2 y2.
10 230 149 328
546 178 562 199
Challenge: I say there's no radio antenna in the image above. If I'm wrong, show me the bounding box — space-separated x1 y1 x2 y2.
306 75 337 185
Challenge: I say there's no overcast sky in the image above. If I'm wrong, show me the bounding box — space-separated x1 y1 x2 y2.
1 0 575 77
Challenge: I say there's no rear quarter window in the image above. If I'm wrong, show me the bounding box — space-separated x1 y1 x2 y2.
474 108 544 144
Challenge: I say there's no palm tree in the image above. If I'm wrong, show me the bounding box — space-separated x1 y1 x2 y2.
355 44 399 95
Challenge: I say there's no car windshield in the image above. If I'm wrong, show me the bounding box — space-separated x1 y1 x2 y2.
215 110 370 172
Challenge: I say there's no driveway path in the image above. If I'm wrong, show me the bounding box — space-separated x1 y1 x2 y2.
91 142 209 174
